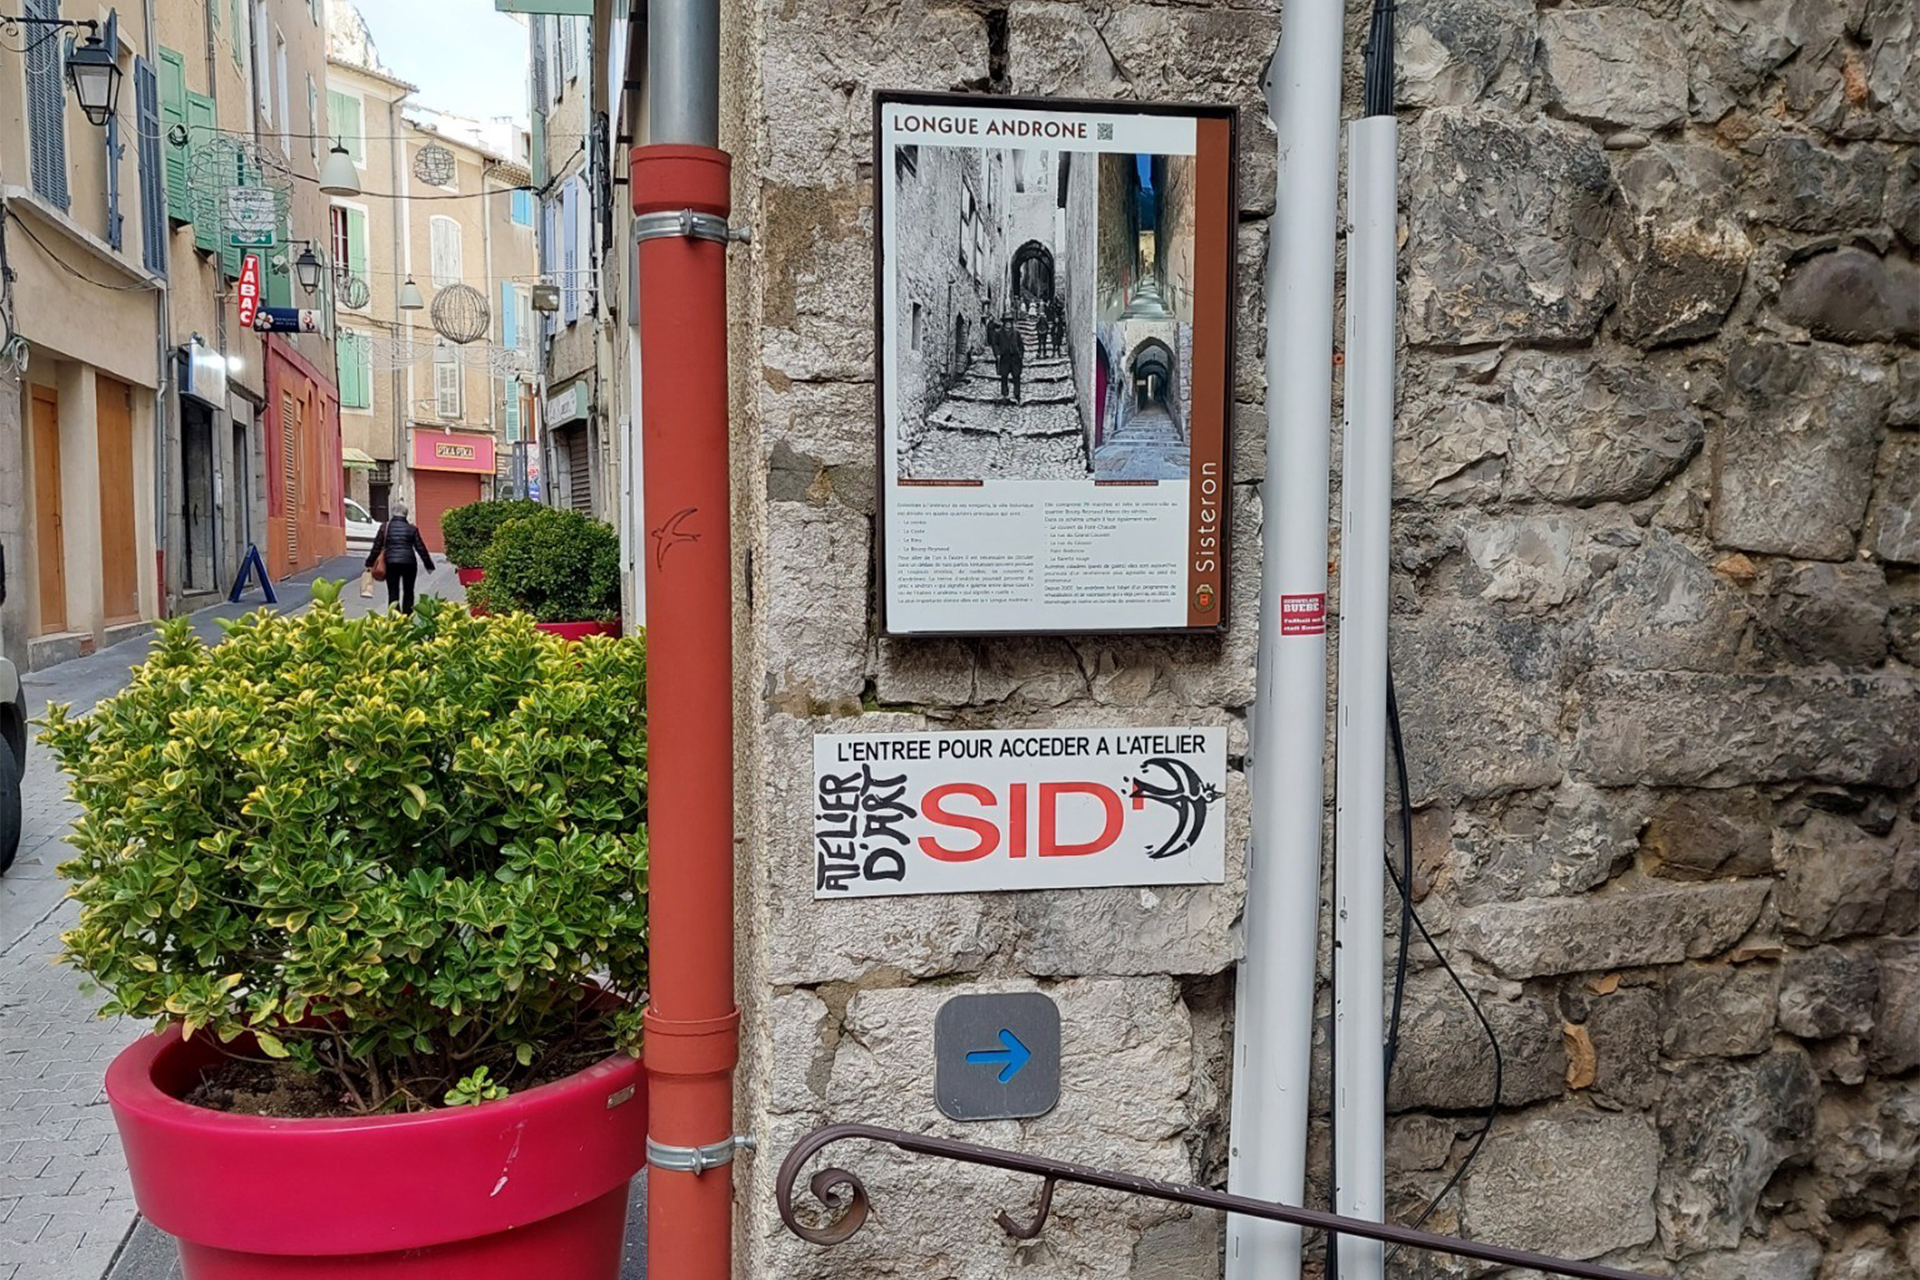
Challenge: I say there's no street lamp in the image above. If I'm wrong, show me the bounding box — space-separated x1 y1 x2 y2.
293 246 324 294
319 140 360 196
64 34 120 127
398 277 425 311
0 15 120 128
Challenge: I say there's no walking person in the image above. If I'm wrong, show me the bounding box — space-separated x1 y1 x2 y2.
366 502 436 615
1001 318 1025 404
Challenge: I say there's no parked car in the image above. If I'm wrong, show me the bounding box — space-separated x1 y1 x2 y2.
345 498 378 553
0 653 24 874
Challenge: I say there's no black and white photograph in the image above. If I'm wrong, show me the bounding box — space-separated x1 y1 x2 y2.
1092 319 1194 481
1097 153 1198 323
889 143 1098 481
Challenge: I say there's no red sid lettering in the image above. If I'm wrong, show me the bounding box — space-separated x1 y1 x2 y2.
1039 782 1123 857
917 783 999 862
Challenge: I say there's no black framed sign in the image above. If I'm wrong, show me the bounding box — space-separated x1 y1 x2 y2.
874 91 1238 637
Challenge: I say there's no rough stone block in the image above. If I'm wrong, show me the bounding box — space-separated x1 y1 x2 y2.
759 183 875 383
1758 137 1888 233
766 503 872 710
1713 342 1891 562
1454 881 1770 979
1759 561 1890 668
1676 1237 1822 1280
1872 434 1920 565
1615 141 1743 219
1448 784 1642 906
760 377 877 471
1777 813 1920 944
1779 946 1879 1041
1571 670 1920 789
1403 108 1617 346
1501 351 1705 506
1663 963 1780 1058
1581 986 1663 1111
1461 511 1613 612
1393 396 1510 506
1642 790 1775 881
1540 8 1689 129
874 638 976 707
1461 1108 1658 1260
1616 218 1751 347
1581 528 1753 674
1779 249 1920 346
1395 0 1536 107
1391 606 1568 803
1810 1079 1920 1223
1659 1051 1818 1252
1389 972 1565 1112
1872 942 1920 1075
1682 0 1801 124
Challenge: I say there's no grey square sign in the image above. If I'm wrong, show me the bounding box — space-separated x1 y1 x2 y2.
934 992 1060 1122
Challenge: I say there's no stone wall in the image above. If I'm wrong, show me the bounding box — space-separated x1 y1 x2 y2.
720 0 1920 1277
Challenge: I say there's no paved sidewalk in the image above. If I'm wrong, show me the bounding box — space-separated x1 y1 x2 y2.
0 557 462 1280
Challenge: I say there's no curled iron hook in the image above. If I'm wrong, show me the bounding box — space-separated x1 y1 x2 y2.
995 1175 1057 1240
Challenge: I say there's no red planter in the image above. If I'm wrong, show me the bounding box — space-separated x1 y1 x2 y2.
535 620 623 642
106 1027 647 1279
455 567 485 587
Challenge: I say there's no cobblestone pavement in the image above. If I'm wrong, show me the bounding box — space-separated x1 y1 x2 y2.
0 557 460 1280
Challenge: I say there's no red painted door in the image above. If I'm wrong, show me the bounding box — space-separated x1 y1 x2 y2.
412 470 483 552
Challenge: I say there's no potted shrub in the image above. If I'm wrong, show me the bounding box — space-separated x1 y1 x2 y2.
41 583 650 1279
440 498 544 588
476 506 625 641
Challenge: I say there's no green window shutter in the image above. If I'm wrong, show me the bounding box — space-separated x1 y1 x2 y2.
504 379 521 443
347 207 369 282
158 49 189 225
187 93 217 252
338 333 369 408
328 91 363 166
267 213 293 309
232 0 244 66
531 110 547 188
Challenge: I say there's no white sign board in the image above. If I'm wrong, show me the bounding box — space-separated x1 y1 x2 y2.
813 727 1226 898
227 186 277 246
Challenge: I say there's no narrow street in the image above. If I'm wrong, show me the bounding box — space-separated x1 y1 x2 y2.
1091 402 1188 480
910 316 1088 480
0 558 505 1280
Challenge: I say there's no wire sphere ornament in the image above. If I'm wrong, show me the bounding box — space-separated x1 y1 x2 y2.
185 135 293 234
336 273 371 310
413 142 457 187
430 283 491 344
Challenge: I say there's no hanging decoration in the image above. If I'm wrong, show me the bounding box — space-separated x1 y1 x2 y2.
412 142 457 187
336 273 372 310
362 334 529 376
430 283 491 344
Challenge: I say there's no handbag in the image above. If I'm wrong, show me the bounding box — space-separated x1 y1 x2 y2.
370 552 387 582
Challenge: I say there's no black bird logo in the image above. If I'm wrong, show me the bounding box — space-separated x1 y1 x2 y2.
1127 757 1223 860
650 507 700 570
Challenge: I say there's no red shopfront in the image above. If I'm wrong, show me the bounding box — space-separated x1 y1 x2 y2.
264 338 345 580
410 427 498 551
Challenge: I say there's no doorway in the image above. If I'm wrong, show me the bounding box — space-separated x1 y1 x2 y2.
181 399 216 592
30 385 65 635
98 373 140 624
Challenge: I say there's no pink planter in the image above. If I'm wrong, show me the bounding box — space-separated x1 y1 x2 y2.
105 1026 646 1279
535 620 623 642
455 567 485 587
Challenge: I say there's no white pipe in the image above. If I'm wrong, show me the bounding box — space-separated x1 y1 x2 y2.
1226 4 1346 1277
1331 113 1398 1280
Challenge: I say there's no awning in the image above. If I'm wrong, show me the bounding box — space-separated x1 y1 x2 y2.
342 447 378 470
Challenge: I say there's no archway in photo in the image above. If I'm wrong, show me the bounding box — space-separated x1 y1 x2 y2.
1011 240 1055 309
1128 337 1175 413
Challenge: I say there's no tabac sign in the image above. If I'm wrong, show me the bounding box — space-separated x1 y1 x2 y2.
812 727 1226 898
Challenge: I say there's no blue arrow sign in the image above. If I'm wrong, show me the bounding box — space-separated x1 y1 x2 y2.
965 1028 1032 1084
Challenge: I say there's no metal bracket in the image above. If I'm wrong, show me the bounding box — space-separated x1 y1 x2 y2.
648 1133 756 1176
632 209 751 246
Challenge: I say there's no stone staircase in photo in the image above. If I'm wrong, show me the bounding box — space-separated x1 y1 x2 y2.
904 316 1088 481
1093 403 1188 481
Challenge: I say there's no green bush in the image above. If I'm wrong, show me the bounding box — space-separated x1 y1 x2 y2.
481 507 622 623
41 583 648 1114
439 499 544 570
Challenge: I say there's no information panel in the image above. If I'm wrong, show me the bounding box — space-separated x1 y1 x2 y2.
813 726 1228 899
875 91 1238 636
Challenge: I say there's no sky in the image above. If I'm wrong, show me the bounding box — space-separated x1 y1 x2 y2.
357 0 530 127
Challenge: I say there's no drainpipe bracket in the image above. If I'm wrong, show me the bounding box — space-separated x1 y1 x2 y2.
632 209 750 246
648 1133 757 1176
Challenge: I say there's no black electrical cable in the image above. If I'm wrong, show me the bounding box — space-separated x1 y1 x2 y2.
1382 676 1504 1254
1381 673 1415 1085
1361 0 1398 118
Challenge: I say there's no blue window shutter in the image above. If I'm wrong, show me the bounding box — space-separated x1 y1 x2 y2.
25 0 71 210
135 58 165 273
501 281 517 350
562 178 579 323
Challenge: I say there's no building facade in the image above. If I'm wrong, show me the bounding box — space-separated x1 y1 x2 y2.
327 3 535 550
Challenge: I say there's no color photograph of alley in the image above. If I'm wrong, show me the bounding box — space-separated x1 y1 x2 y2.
1093 153 1196 483
890 144 1098 482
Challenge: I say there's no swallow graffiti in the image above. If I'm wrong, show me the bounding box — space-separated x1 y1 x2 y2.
650 507 700 570
1127 757 1224 860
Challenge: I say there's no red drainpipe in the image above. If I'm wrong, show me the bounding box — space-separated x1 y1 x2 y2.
632 142 741 1280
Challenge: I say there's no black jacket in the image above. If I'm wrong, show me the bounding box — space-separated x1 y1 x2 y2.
368 517 435 572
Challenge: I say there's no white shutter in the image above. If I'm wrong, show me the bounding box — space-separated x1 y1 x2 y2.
430 216 462 288
434 347 462 418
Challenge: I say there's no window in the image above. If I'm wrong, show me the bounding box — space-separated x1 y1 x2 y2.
337 330 372 410
896 145 918 178
504 378 523 444
275 36 290 153
306 75 318 162
330 203 368 306
558 18 576 88
910 302 922 352
510 188 534 227
251 2 271 127
515 285 533 354
430 216 463 288
24 0 69 209
327 90 365 166
434 346 462 418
